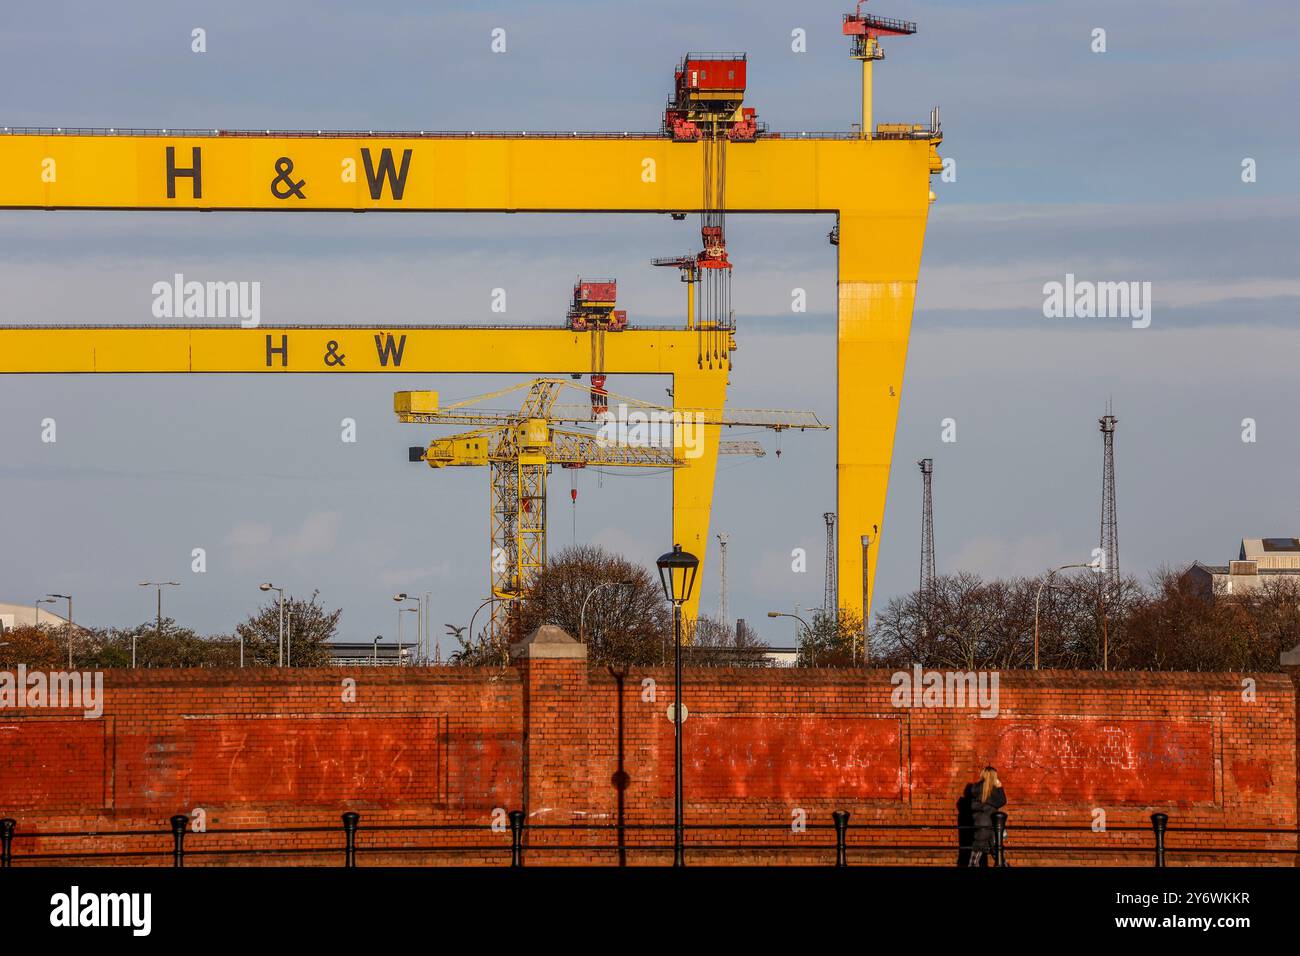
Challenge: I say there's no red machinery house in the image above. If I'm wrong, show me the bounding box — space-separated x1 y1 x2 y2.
663 53 757 142
566 278 627 332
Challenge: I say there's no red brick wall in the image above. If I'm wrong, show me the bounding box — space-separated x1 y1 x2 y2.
1 663 1295 866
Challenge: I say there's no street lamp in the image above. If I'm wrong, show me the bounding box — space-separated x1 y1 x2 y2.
48 594 72 667
580 580 634 645
394 594 420 666
138 581 180 669
372 634 382 664
466 597 494 647
767 610 815 666
35 597 56 629
399 607 419 666
259 583 285 666
1034 564 1089 670
656 544 699 868
860 533 874 665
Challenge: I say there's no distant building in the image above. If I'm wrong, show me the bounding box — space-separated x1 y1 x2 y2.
1182 538 1300 598
0 601 70 633
326 641 417 666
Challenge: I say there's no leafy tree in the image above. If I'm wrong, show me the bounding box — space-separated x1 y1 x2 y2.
871 567 1300 672
0 624 65 668
452 545 671 667
234 591 341 667
796 608 865 667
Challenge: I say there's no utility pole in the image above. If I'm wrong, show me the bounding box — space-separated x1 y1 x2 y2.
823 513 837 618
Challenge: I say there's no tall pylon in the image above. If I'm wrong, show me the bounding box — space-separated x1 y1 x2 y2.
918 458 935 607
1098 406 1120 599
823 512 838 616
716 531 730 631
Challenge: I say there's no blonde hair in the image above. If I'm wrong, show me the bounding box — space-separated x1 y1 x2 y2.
979 766 1000 802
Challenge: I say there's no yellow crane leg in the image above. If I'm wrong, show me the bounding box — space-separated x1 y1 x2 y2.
670 368 728 623
836 209 928 620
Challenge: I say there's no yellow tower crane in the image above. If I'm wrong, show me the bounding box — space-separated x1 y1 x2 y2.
394 378 825 637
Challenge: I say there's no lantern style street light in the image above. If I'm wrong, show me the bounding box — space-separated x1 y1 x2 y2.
656 544 699 867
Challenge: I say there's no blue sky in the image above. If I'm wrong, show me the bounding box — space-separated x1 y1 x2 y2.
2 1 1297 646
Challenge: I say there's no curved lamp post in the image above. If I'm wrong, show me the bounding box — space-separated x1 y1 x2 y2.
767 610 814 665
656 544 698 868
259 583 285 666
47 594 72 667
1034 564 1089 670
580 580 634 645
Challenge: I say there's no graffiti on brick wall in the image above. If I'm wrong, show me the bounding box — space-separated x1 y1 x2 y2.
661 715 904 801
916 717 1217 807
133 714 443 808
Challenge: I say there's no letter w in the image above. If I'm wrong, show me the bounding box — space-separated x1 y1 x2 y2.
360 149 413 200
374 333 407 367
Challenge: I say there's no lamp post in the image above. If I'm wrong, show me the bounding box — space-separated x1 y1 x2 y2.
860 533 873 665
393 594 420 666
656 544 699 868
48 594 72 667
372 635 382 665
767 610 815 665
399 607 419 666
138 581 180 669
423 591 432 663
35 597 55 629
1034 564 1089 670
259 583 285 666
466 598 494 647
580 580 634 645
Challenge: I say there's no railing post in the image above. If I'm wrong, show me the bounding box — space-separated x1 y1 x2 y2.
832 810 850 867
1151 812 1168 868
342 812 360 868
509 810 525 868
169 814 189 868
992 811 1008 868
0 818 15 868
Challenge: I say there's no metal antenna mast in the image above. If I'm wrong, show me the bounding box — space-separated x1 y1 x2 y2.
823 512 838 616
1098 405 1120 599
919 458 935 605
716 531 730 630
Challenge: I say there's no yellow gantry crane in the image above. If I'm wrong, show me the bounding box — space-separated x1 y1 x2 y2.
0 6 943 619
395 378 825 637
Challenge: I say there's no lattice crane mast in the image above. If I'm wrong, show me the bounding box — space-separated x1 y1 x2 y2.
395 378 825 637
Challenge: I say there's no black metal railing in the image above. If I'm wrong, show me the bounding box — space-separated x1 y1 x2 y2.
0 811 1294 869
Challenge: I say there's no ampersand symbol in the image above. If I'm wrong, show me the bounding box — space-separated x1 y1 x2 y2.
270 157 307 199
323 340 346 366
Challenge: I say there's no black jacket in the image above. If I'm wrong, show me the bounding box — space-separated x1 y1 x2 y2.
969 784 1006 830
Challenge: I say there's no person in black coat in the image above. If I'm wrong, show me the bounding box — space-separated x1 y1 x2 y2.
966 766 1006 867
